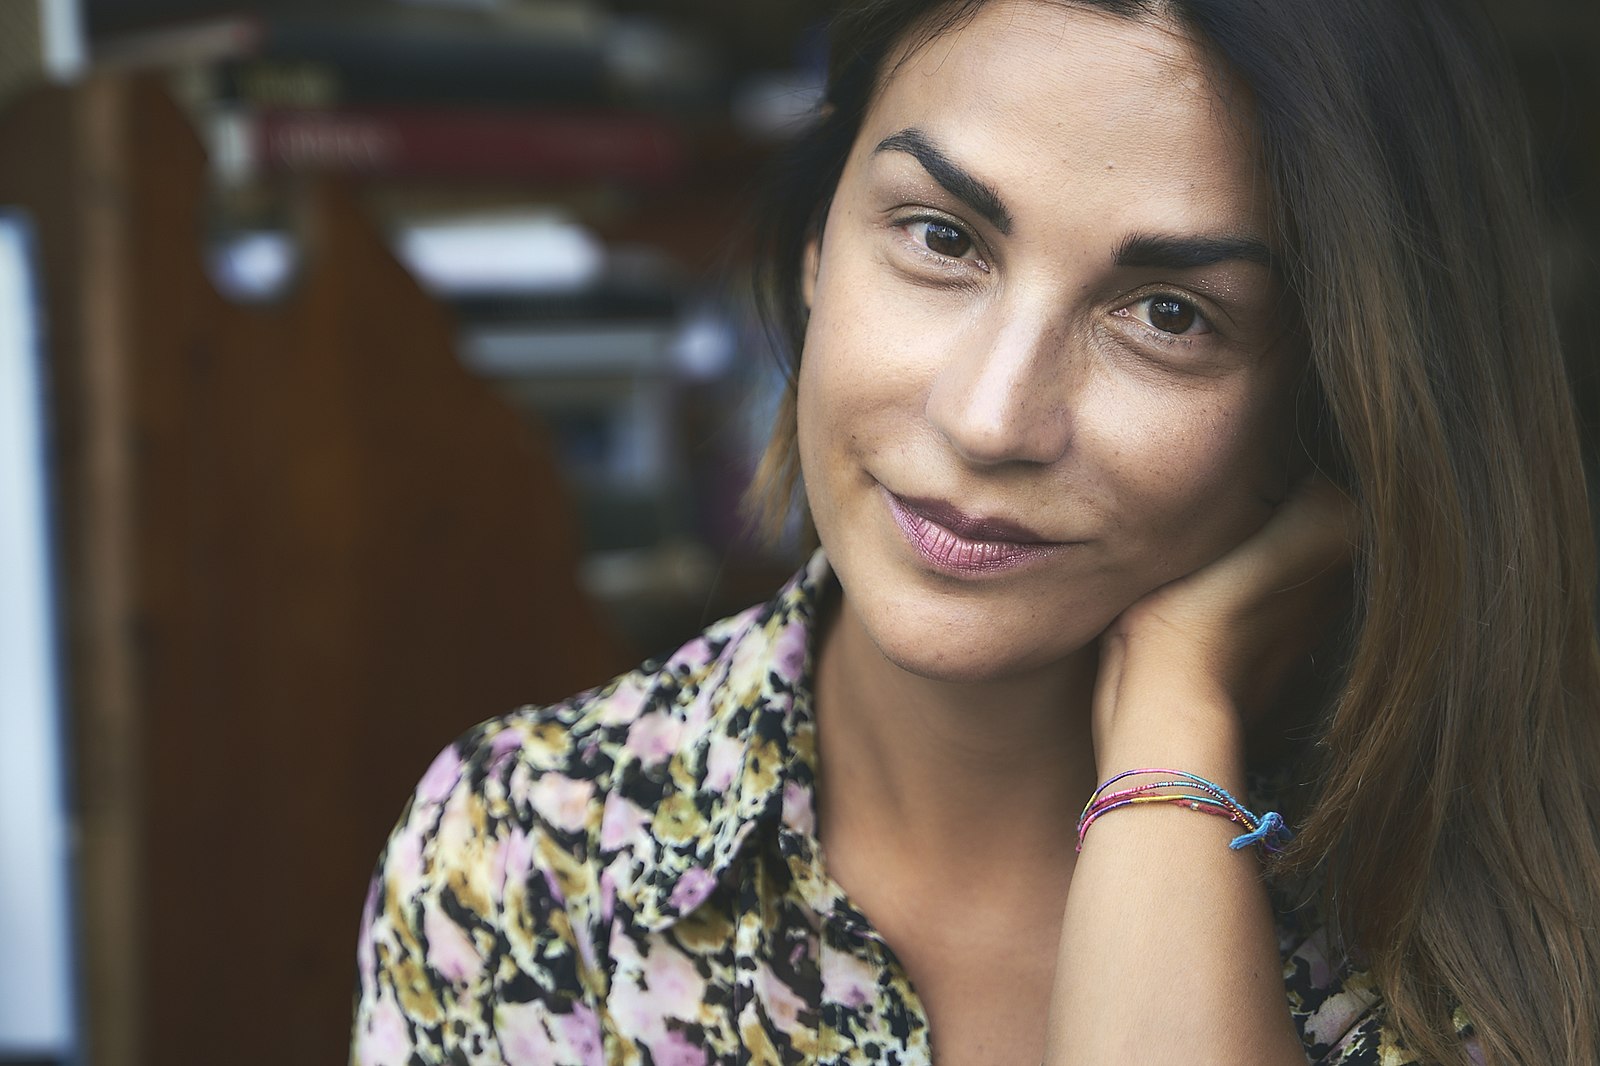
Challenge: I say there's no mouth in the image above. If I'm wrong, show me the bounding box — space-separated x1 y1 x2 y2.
883 488 1067 575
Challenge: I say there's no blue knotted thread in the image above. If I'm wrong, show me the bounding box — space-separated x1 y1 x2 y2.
1229 809 1292 851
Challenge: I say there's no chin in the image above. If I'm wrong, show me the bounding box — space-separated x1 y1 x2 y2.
858 596 1105 687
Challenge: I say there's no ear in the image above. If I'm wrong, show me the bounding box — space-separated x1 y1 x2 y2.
801 232 821 312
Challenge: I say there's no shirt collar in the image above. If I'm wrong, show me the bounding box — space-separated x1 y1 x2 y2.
607 549 831 931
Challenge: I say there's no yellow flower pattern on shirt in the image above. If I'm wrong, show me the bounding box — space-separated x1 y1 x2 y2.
352 551 1472 1065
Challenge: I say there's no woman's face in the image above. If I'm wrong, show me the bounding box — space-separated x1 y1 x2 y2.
797 0 1299 684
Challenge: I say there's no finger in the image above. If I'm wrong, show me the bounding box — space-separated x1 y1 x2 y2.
1188 475 1355 600
1261 475 1359 585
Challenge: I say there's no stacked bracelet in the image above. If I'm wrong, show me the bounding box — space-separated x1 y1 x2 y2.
1075 768 1293 853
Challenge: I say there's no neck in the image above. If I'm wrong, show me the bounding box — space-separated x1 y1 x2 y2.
813 589 1100 878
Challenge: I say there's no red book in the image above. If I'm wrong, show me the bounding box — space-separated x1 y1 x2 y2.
247 107 687 183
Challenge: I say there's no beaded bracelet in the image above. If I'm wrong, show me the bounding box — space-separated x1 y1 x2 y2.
1075 768 1293 853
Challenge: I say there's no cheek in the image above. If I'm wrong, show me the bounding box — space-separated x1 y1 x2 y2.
1086 383 1286 551
794 309 871 526
795 313 853 462
796 269 934 468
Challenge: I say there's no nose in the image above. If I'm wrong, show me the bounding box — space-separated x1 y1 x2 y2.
924 305 1077 466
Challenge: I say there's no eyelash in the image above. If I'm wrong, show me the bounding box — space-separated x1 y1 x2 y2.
1112 294 1215 344
893 213 991 272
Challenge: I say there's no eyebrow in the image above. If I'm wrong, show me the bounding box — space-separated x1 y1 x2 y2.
875 128 1013 235
1112 231 1274 270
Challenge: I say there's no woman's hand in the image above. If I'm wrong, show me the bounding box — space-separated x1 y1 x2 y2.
1092 475 1359 772
1047 477 1357 1066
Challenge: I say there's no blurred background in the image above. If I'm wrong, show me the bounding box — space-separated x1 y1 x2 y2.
0 1 1594 1064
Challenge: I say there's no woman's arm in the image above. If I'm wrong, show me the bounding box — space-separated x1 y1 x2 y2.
1043 479 1356 1065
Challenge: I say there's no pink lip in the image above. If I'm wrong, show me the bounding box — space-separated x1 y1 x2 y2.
884 489 1066 575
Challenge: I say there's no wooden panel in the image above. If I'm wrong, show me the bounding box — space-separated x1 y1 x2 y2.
0 75 634 1065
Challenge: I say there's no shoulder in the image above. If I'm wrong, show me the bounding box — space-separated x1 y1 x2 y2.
435 560 813 843
1250 771 1442 1066
375 576 797 907
385 545 823 870
1278 910 1386 1064
352 553 829 1063
1274 885 1481 1066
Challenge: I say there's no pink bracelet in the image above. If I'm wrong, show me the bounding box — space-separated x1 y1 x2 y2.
1076 768 1292 853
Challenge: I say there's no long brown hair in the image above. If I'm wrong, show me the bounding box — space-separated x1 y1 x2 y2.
747 0 1600 1062
1214 2 1600 1062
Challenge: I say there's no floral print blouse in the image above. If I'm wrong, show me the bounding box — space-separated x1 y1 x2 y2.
351 551 1459 1065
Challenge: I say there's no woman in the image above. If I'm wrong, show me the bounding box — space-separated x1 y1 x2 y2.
351 0 1600 1063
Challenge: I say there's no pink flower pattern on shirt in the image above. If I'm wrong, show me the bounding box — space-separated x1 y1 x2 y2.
351 551 1467 1065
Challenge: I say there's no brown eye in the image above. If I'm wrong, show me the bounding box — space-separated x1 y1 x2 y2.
1148 297 1197 334
1118 294 1211 337
921 221 974 259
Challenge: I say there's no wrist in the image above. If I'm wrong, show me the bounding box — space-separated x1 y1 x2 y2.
1093 684 1247 788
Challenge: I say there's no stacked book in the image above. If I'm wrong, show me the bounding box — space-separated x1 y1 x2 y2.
393 211 694 533
94 0 714 183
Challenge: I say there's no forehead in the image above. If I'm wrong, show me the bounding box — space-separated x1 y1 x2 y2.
859 0 1267 237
